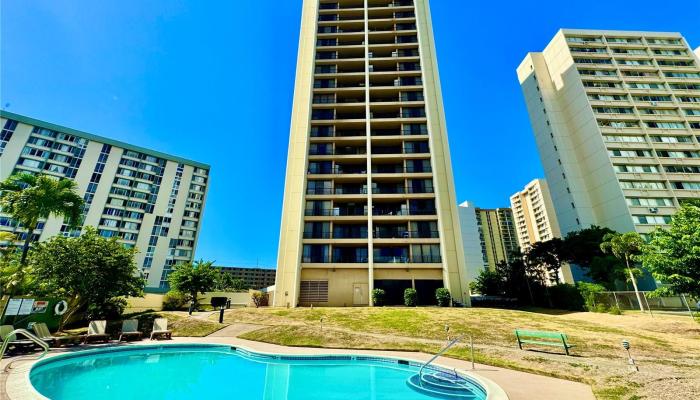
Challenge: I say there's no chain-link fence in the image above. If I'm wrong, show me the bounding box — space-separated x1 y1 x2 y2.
592 291 698 317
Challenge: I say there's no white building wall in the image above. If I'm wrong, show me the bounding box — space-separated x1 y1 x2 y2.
457 201 487 283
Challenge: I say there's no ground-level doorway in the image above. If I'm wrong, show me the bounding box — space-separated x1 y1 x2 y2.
373 279 412 305
353 283 369 305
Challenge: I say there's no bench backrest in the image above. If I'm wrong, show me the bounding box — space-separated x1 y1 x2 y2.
516 329 568 341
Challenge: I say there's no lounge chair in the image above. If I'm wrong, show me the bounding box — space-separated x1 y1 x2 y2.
150 318 172 340
83 320 110 343
118 319 142 342
31 323 82 347
1 324 37 353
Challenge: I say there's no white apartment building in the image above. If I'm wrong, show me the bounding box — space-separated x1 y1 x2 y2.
509 179 561 249
517 29 700 239
0 111 210 289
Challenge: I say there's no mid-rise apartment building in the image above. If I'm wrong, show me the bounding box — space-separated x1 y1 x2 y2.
0 111 209 288
216 266 277 290
517 29 700 239
275 0 469 307
458 202 519 280
509 179 561 249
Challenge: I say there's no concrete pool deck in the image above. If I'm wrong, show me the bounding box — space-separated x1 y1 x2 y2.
1 332 595 400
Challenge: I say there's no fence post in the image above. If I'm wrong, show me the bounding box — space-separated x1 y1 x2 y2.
681 295 695 319
613 292 620 310
643 292 653 318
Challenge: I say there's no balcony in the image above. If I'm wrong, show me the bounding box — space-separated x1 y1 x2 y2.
373 230 439 239
305 207 367 216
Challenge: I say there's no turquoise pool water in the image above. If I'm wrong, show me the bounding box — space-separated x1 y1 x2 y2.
29 345 487 400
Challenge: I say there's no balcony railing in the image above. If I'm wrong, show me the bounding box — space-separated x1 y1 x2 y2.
305 208 367 216
372 166 432 173
306 187 368 195
373 230 439 239
303 231 332 239
333 255 369 263
373 207 436 216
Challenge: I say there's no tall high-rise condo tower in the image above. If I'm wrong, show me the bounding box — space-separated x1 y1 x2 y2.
275 0 468 307
517 30 700 238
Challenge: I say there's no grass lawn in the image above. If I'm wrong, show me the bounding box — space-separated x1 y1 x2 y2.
212 307 699 400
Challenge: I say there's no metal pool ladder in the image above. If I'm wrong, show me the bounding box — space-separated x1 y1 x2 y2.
1 329 50 360
418 334 465 384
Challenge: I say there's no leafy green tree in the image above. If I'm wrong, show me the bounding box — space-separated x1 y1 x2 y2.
435 288 451 307
0 173 83 265
168 260 218 308
470 268 503 296
640 201 700 298
562 226 624 289
601 232 646 311
524 239 565 284
213 270 248 291
30 227 144 330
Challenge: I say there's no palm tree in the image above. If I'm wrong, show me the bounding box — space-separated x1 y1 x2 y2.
600 232 646 312
0 173 84 265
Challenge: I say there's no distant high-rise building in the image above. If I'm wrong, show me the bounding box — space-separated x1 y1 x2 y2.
275 0 469 307
510 179 561 250
517 29 700 239
0 111 210 289
458 202 519 278
216 267 277 290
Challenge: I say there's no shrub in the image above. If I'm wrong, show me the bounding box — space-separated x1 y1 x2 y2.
251 291 268 308
547 283 585 311
371 288 385 306
435 288 451 307
404 288 417 307
87 297 126 319
576 281 607 311
593 303 609 313
608 306 622 315
163 291 188 311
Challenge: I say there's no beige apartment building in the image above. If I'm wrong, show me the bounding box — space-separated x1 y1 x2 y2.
0 111 209 289
517 29 700 241
274 0 469 307
458 202 519 279
509 179 561 249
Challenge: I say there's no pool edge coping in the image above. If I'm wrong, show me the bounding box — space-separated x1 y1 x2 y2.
9 342 509 400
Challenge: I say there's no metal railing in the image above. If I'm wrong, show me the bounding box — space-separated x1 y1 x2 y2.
418 335 464 385
1 328 50 360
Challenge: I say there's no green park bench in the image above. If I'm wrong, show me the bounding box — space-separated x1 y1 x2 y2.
515 329 575 356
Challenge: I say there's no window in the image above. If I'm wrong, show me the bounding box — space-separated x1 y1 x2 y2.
649 135 691 143
664 72 700 78
656 150 700 158
614 165 659 173
598 120 639 128
673 182 700 190
638 108 677 115
594 107 634 114
604 135 645 143
645 121 686 129
633 215 671 224
632 95 672 102
626 197 673 207
619 181 666 189
625 82 663 89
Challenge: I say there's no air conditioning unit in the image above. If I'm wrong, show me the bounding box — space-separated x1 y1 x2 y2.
649 207 659 214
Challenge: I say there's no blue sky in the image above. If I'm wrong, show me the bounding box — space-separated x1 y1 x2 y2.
2 1 699 268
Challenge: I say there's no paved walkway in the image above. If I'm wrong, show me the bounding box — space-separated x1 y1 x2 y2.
2 330 595 400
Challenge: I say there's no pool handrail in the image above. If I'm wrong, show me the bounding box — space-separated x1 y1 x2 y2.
418 334 465 386
1 328 50 360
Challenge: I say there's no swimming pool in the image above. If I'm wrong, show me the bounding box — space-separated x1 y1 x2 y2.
29 344 491 400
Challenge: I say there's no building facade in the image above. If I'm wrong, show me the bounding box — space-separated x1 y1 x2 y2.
509 179 561 250
0 111 209 288
216 266 277 290
458 202 519 279
517 29 700 239
275 0 469 307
